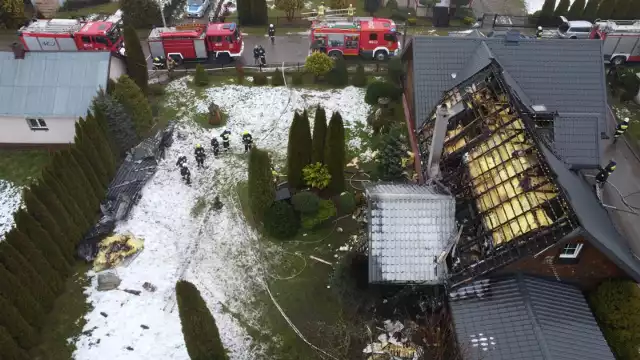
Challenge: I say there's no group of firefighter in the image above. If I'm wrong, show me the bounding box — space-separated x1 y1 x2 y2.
176 130 253 185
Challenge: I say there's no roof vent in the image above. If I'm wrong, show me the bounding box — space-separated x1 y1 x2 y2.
505 30 521 43
532 104 547 112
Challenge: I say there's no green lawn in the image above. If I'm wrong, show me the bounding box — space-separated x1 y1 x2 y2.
55 2 120 19
29 263 91 360
608 90 640 143
0 149 51 185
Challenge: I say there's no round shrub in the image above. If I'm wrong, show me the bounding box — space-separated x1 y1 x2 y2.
386 0 398 9
338 191 356 214
253 73 268 85
365 81 401 106
147 83 165 96
264 201 299 239
351 64 367 87
291 191 320 214
271 68 285 86
301 199 336 230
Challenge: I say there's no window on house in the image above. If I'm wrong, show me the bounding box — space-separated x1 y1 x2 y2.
26 118 48 130
369 33 378 41
559 243 584 259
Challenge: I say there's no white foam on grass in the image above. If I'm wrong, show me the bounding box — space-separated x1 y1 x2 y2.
73 79 370 359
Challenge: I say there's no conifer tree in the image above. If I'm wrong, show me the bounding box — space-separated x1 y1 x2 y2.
65 150 101 211
43 167 91 231
71 147 104 201
312 106 328 164
123 25 148 94
597 0 616 19
0 261 46 328
287 111 313 189
22 189 75 264
0 242 54 310
612 0 631 19
31 176 82 240
554 0 571 15
583 0 600 20
0 326 30 360
4 230 63 296
14 209 72 274
325 111 346 194
87 112 117 176
50 153 97 217
113 75 154 137
632 0 640 17
176 280 228 360
567 0 586 18
540 0 557 18
93 90 138 157
248 148 275 223
75 121 110 188
0 294 38 349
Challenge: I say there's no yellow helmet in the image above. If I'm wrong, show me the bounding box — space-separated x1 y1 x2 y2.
196 144 201 148
243 130 249 135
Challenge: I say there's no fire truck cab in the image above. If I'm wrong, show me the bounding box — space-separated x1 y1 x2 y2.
590 19 640 65
148 22 243 63
310 17 400 61
18 11 124 53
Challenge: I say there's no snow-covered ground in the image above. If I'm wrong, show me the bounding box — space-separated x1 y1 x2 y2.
0 180 21 240
72 78 370 360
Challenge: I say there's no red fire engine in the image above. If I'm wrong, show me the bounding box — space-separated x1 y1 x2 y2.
309 17 400 61
147 22 244 63
18 10 124 54
590 19 640 65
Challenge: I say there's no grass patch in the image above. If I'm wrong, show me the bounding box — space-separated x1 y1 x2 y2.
29 263 91 360
55 2 120 18
0 149 50 185
609 93 640 143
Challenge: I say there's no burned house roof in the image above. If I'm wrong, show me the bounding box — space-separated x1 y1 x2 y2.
404 36 607 168
449 274 615 360
366 184 457 284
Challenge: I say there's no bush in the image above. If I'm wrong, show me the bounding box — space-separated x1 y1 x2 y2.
327 57 349 87
303 162 331 189
271 68 285 86
305 52 333 78
365 80 401 106
351 64 367 87
589 280 640 360
0 325 29 360
292 71 304 85
302 200 336 229
264 201 300 239
387 58 404 86
176 280 228 360
194 64 209 86
147 83 165 96
386 0 398 9
376 126 406 181
338 192 356 214
291 191 321 214
248 148 275 222
120 0 162 29
462 16 476 25
253 73 268 85
236 65 245 85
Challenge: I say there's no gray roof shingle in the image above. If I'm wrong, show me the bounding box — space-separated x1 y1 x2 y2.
449 274 615 360
366 184 456 284
408 36 607 168
0 51 111 118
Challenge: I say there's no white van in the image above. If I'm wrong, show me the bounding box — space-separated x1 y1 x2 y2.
556 16 593 39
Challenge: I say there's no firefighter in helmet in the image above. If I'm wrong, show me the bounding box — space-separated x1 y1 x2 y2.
221 129 231 151
595 160 617 185
536 26 543 39
180 165 191 185
613 117 630 144
347 4 355 21
242 130 253 153
317 2 325 19
194 144 206 168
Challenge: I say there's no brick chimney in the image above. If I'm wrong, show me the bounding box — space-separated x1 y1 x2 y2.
11 42 25 60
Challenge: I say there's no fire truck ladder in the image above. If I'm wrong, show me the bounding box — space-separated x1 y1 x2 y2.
25 18 83 34
302 8 352 21
595 19 640 33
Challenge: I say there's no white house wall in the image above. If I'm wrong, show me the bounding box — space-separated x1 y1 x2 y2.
0 116 77 145
109 56 127 81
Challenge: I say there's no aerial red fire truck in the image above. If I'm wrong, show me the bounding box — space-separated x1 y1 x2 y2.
18 10 124 54
309 17 401 61
147 22 244 63
590 19 640 65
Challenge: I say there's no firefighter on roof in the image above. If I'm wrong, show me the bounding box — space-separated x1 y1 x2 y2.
536 26 543 39
180 166 191 185
595 160 616 185
613 117 630 144
221 130 231 151
242 131 253 153
194 144 206 168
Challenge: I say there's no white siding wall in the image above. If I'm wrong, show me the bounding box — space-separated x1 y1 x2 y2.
109 56 127 81
0 117 77 144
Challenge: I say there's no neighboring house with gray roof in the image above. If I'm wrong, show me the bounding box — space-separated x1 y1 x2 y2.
449 274 615 360
397 43 640 290
0 49 125 147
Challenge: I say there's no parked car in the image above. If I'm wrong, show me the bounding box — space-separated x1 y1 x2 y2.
185 0 210 18
557 16 593 39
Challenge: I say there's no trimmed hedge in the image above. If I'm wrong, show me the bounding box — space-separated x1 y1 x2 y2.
338 192 356 214
264 201 300 239
302 200 336 230
248 148 275 222
292 191 321 214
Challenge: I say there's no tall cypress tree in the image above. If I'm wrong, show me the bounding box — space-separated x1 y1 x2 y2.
123 25 148 95
42 167 90 232
0 294 37 350
86 112 117 177
50 153 96 218
540 0 557 18
75 121 110 188
14 209 72 274
312 106 328 164
113 75 154 137
567 0 586 18
554 0 571 15
0 261 46 328
597 0 616 19
22 189 75 264
631 0 640 17
93 91 138 158
32 178 82 242
63 150 101 211
176 280 228 360
0 326 30 360
612 0 631 19
0 242 54 311
71 147 104 201
4 230 63 296
248 148 275 223
325 111 346 194
287 111 312 189
583 0 600 20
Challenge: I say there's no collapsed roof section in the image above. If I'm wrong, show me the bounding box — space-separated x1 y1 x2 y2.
417 62 580 287
366 184 457 284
